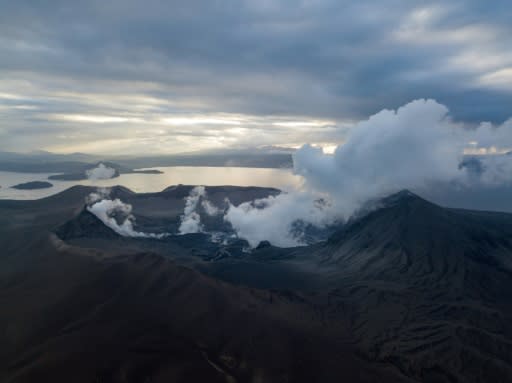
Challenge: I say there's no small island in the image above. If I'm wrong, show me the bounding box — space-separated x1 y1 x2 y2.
129 169 164 174
49 173 96 181
48 169 162 180
11 181 54 190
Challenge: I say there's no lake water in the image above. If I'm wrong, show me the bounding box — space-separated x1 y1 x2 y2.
0 167 302 200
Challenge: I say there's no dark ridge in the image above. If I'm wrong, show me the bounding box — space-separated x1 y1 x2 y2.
159 184 198 197
48 173 90 181
380 189 428 205
256 240 272 249
322 189 512 297
160 184 280 194
108 185 136 200
329 189 443 245
348 189 440 223
55 208 120 240
11 181 53 190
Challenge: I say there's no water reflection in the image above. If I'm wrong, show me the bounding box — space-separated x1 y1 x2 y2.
0 167 302 200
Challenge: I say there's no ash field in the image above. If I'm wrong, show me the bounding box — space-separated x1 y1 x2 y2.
1 184 512 383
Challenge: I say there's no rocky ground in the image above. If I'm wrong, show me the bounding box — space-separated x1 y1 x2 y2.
1 186 512 382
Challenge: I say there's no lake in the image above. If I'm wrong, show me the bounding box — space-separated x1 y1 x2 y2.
0 166 302 200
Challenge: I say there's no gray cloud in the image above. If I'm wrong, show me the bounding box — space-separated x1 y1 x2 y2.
0 0 511 153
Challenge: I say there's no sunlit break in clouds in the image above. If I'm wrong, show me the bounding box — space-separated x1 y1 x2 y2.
0 0 511 155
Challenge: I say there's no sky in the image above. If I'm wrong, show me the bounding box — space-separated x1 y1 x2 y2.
1 0 511 155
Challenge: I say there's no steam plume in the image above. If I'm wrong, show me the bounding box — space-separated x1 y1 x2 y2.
86 189 168 238
86 163 117 180
178 186 220 234
224 99 512 248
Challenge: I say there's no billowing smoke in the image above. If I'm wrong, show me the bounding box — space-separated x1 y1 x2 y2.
225 193 331 247
469 120 512 155
202 199 220 216
86 187 111 204
178 186 220 234
86 189 168 238
179 186 205 234
85 186 221 238
224 99 512 248
86 163 117 180
464 120 512 185
293 99 464 216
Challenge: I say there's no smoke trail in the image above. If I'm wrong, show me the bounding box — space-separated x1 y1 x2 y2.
86 163 117 180
86 189 168 238
178 186 220 234
178 186 205 234
86 187 111 204
202 199 220 216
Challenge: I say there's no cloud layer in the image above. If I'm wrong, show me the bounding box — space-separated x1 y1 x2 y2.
1 1 511 153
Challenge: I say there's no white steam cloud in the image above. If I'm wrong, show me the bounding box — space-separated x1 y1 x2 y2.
224 99 512 248
86 187 111 204
86 163 117 180
178 186 220 234
202 199 220 216
86 189 168 238
85 186 221 238
225 193 330 247
293 99 464 216
477 154 512 185
178 186 205 234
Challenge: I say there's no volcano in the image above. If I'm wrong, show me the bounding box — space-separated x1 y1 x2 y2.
1 186 512 382
311 190 512 381
324 190 512 291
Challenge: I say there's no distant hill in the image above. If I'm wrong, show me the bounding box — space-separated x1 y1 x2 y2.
11 181 53 190
0 149 294 175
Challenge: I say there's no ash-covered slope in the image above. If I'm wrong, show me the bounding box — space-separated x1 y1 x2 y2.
317 190 512 382
4 186 512 382
323 190 512 295
0 227 405 383
55 208 121 240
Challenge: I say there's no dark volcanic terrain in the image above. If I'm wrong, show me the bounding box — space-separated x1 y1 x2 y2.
1 186 512 382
